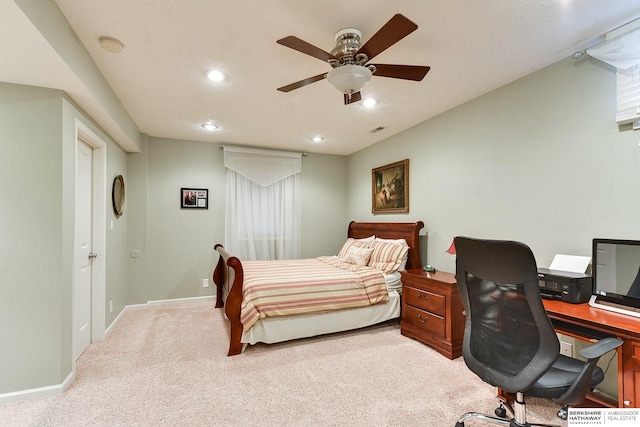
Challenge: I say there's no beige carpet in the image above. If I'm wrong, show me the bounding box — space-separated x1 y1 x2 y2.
0 299 566 426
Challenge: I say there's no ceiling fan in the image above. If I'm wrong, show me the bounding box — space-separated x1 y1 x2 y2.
276 14 431 105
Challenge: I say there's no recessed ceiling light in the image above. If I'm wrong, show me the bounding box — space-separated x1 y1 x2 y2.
362 98 378 108
311 136 324 143
205 70 226 82
201 123 219 131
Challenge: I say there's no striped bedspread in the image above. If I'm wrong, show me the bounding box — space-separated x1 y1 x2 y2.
239 256 389 332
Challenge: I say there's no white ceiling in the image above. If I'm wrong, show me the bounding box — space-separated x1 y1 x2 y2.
4 1 640 155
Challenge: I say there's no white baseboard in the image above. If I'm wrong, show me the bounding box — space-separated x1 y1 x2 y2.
0 295 215 404
104 301 130 336
0 371 74 404
147 294 215 306
106 295 215 333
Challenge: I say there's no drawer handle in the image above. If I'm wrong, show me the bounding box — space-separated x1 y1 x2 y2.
418 292 429 300
418 314 428 323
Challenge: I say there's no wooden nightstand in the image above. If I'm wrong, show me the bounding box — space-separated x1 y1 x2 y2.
400 269 465 359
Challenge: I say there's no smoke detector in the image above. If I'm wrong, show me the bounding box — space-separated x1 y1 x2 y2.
99 36 124 54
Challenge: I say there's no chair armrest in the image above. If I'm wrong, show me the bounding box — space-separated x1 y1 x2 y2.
555 337 623 406
578 337 623 360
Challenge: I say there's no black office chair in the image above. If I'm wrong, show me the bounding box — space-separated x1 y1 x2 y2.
453 237 622 427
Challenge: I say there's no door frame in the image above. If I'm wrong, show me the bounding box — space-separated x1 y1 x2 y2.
74 120 107 353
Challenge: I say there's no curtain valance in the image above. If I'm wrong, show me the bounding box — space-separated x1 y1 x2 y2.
223 146 302 187
587 27 640 72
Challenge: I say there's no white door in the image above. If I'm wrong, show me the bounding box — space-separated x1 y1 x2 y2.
74 140 93 359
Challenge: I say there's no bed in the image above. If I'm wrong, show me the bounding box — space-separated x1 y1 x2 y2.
213 221 424 355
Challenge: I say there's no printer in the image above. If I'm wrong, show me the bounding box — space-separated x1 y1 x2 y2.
537 268 592 304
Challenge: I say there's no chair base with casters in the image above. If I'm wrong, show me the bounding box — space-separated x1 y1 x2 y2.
452 237 623 427
454 337 622 427
456 392 557 427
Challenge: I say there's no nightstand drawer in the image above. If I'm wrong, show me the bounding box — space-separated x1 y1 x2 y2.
400 269 463 359
404 286 446 316
403 305 445 338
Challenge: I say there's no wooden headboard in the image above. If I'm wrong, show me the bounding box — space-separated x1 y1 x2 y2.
347 221 425 270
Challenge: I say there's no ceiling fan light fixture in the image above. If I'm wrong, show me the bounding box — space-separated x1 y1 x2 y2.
276 14 428 104
326 64 372 95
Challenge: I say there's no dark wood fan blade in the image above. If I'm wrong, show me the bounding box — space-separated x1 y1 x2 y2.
277 73 327 92
356 14 418 62
343 91 362 105
370 64 431 81
277 36 337 62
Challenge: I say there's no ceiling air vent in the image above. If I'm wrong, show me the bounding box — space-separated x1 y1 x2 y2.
370 126 386 133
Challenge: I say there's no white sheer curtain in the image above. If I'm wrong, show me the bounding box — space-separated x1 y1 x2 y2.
224 146 301 260
587 26 640 125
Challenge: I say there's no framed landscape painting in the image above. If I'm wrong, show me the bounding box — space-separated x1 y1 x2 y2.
372 159 409 214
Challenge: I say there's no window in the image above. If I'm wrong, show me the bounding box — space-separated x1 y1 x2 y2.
223 146 301 260
587 22 640 127
616 64 640 126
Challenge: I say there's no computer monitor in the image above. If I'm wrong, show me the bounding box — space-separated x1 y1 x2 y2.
590 238 640 318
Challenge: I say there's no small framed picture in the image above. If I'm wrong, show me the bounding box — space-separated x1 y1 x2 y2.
372 159 409 214
181 188 208 209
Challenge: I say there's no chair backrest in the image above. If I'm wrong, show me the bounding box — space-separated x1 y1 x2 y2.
454 236 560 394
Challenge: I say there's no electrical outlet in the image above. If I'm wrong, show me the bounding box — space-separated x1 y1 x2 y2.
560 341 573 357
202 278 209 288
109 300 113 313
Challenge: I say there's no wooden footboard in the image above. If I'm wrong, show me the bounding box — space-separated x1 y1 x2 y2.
212 244 244 356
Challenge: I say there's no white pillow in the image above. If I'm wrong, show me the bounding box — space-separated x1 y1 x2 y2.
368 240 410 274
337 237 373 259
374 238 408 246
343 246 374 267
375 238 410 271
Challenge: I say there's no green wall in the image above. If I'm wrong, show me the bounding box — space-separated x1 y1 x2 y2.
300 152 349 258
0 82 128 396
0 84 67 393
0 82 348 396
126 138 348 303
348 57 640 274
4 3 639 401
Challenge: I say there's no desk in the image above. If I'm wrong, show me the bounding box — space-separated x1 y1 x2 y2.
542 299 640 408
